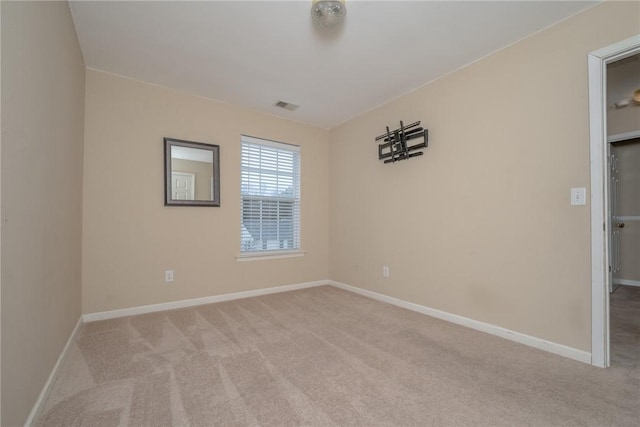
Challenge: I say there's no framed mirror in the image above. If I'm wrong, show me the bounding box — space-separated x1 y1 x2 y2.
164 137 220 207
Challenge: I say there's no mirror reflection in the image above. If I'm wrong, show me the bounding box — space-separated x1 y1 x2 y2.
171 146 213 201
164 138 220 207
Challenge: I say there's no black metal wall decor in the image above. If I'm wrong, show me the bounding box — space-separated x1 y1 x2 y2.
375 120 428 164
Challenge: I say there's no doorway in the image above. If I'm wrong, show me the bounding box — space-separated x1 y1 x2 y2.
588 35 640 368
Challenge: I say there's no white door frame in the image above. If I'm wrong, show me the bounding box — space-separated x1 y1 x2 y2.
589 35 640 368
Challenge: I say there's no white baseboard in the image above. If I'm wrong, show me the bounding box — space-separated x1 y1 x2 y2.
83 280 329 322
29 279 593 426
84 279 592 364
329 280 592 365
25 317 83 427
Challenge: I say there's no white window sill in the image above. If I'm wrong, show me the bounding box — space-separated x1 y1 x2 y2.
236 250 306 262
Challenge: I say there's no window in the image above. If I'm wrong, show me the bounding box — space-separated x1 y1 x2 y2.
240 135 300 253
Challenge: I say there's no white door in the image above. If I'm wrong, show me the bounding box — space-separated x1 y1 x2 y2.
171 172 195 200
610 139 640 289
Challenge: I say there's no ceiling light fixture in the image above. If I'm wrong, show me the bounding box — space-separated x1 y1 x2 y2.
311 0 346 29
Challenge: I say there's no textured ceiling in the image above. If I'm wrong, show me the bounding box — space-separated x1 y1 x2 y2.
69 1 599 129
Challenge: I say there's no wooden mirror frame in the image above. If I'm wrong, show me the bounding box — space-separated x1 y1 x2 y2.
164 137 220 207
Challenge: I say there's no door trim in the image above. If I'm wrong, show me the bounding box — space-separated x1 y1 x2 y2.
589 35 640 368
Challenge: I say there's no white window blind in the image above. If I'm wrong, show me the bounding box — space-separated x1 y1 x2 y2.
241 135 300 253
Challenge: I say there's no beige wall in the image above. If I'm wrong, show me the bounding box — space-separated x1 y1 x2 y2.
1 2 85 425
82 70 330 314
607 49 640 136
608 106 640 135
329 1 640 352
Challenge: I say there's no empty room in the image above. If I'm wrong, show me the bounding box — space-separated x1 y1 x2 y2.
2 1 640 426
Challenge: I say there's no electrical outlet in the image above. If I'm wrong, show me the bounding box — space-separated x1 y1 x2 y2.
165 270 174 283
382 266 389 278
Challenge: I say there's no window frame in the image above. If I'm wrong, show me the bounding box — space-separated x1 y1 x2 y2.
238 135 302 260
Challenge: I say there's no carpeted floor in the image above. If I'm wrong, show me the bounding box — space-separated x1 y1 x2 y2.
36 285 639 426
610 285 640 375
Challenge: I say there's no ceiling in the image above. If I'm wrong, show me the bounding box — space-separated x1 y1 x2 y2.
69 1 599 129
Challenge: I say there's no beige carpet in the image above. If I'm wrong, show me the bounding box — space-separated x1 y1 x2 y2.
611 285 640 375
36 286 639 426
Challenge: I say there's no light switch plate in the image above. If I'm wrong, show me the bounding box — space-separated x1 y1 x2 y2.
570 187 587 206
165 270 174 282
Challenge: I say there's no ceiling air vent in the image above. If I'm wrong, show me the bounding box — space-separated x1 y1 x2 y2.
274 100 299 111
